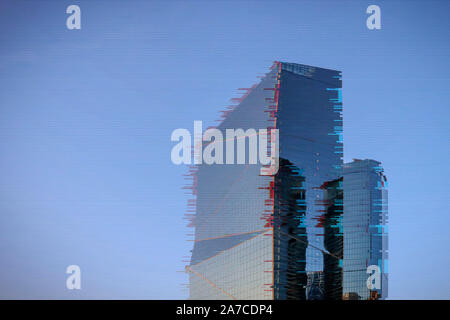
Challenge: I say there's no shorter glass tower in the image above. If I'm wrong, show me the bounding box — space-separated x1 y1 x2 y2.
342 159 388 300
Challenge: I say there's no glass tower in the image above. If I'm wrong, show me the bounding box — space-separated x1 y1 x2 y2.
342 159 388 300
187 62 343 299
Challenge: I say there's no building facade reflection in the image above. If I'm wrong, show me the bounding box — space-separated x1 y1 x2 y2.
187 62 343 300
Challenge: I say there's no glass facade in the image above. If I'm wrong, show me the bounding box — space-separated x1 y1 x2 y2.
187 65 278 300
187 62 343 299
322 178 344 300
342 159 388 300
274 63 343 299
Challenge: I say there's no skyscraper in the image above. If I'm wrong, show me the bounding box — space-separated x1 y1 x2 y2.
342 159 388 300
186 61 343 299
321 177 344 300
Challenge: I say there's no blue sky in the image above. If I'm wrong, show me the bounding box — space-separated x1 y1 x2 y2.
0 0 449 299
